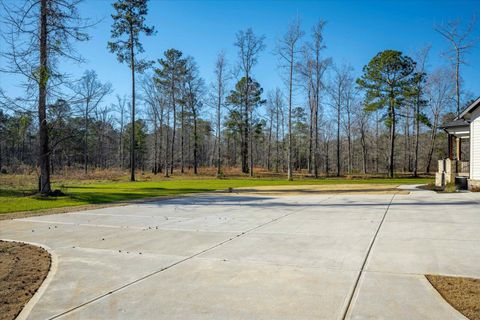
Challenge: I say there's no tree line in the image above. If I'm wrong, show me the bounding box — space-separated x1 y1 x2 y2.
0 0 478 194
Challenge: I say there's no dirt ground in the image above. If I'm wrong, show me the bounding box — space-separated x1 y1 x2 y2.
0 241 51 320
426 275 480 320
227 184 409 196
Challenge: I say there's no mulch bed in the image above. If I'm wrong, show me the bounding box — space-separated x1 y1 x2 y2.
426 274 480 320
0 241 51 320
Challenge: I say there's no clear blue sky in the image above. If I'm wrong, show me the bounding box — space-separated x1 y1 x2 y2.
1 0 479 112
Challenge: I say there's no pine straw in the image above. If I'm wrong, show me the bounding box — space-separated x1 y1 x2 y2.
0 241 51 320
426 274 480 320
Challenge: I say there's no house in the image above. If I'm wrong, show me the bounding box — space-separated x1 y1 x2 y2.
438 97 480 190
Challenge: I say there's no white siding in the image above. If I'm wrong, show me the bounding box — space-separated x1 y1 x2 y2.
471 117 480 179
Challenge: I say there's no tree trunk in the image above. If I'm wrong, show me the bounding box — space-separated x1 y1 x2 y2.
426 114 439 173
413 98 420 177
181 103 184 173
0 138 3 173
388 97 396 178
375 110 379 173
249 108 254 177
324 139 329 175
361 126 367 174
158 102 163 173
232 135 237 167
308 103 313 174
455 53 460 114
313 104 319 178
403 109 408 173
216 82 221 176
281 109 286 173
275 101 280 173
119 107 124 169
242 71 250 175
241 112 248 174
287 49 294 181
164 106 170 177
84 102 89 174
193 110 198 174
407 113 412 172
153 111 158 174
347 109 352 174
267 111 273 171
314 44 320 179
170 78 176 175
38 0 51 194
129 27 136 182
336 103 340 177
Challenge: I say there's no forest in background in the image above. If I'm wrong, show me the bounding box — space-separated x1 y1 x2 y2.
0 0 478 194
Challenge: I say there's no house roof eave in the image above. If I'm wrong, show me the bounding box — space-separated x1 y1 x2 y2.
457 96 480 119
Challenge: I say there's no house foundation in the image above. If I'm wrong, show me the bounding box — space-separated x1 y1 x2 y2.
435 159 469 189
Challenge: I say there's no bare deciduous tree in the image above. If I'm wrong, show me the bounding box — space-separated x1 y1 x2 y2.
155 49 187 175
142 76 164 174
297 20 329 178
115 95 128 169
182 56 204 174
234 28 265 176
211 51 229 177
411 46 430 177
356 107 371 174
328 64 350 176
425 67 455 173
436 16 479 114
71 70 112 174
1 0 90 194
276 18 304 180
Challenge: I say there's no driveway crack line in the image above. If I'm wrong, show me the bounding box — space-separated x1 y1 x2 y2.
340 193 396 320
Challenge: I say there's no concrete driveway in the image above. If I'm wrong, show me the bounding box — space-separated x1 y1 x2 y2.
1 187 479 319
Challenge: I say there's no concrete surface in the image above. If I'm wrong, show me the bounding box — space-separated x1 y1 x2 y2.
1 188 478 319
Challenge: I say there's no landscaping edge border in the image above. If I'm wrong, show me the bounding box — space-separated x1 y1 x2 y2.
1 239 58 320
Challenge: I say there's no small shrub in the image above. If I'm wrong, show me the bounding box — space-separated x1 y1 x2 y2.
470 186 480 192
50 189 66 197
443 183 457 193
419 183 437 191
425 182 435 189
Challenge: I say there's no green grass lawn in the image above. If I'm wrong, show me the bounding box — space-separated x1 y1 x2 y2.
0 177 431 214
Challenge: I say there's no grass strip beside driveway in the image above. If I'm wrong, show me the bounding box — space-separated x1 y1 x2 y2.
0 177 431 215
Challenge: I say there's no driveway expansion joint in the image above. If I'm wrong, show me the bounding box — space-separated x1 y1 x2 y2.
340 193 396 320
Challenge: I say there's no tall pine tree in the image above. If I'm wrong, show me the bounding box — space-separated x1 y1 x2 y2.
154 49 187 175
227 77 266 175
357 50 415 178
108 0 155 181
